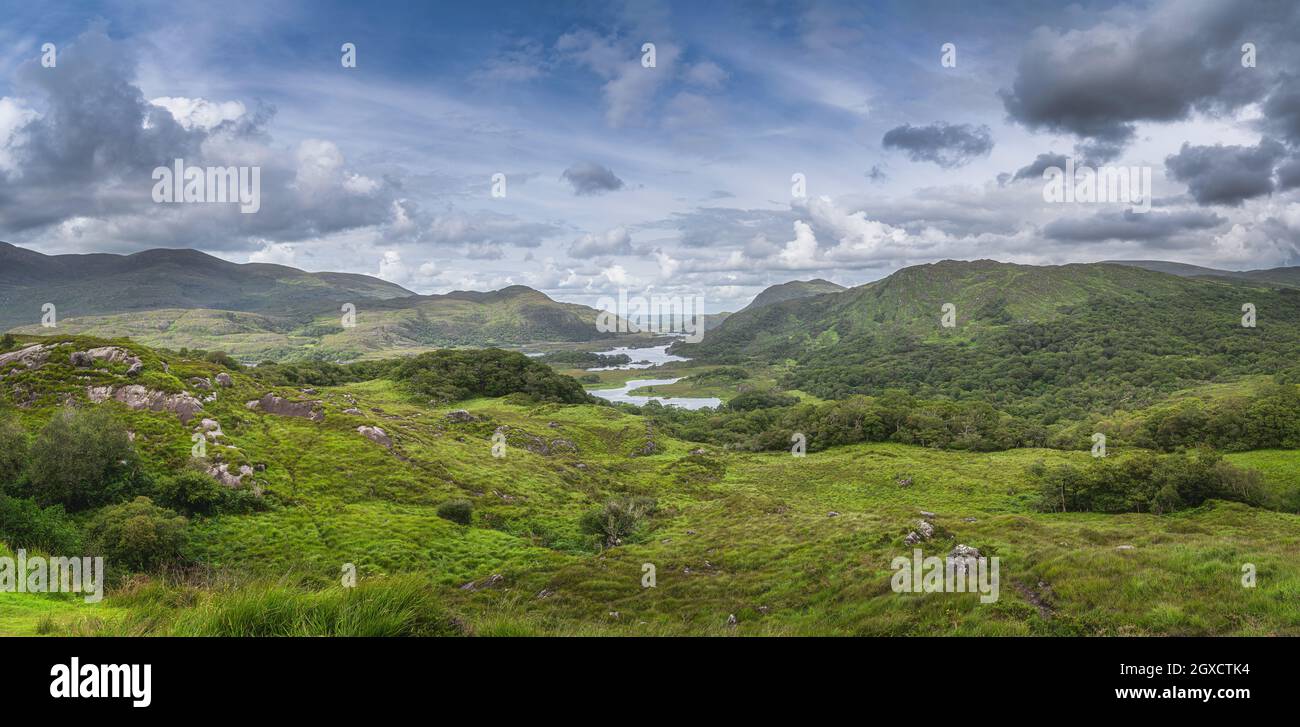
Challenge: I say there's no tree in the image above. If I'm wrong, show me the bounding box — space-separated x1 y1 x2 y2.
26 407 142 510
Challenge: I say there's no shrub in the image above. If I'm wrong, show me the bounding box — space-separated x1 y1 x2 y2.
84 496 188 573
436 499 473 525
0 418 28 493
26 408 143 510
580 496 657 547
0 495 81 553
1034 448 1266 514
154 469 263 516
0 333 15 351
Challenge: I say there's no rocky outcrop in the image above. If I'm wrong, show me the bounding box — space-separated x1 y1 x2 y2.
198 418 224 440
343 407 363 416
0 344 55 372
214 372 233 387
86 384 203 423
904 519 935 545
357 425 392 448
206 462 255 488
189 377 212 390
73 346 144 375
245 394 324 422
445 409 478 422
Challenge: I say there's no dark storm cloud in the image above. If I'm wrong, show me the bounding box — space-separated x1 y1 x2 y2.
1011 152 1069 182
1044 209 1226 243
561 162 625 195
0 30 402 251
881 122 993 168
999 0 1292 157
1277 155 1300 191
1262 74 1300 147
1165 139 1287 206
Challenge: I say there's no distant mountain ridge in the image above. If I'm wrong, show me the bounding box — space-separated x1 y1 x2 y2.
0 242 620 359
1105 259 1300 288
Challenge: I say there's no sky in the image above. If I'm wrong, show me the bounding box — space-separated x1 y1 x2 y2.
0 0 1298 312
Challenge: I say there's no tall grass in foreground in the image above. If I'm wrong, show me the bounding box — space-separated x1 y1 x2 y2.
92 575 459 636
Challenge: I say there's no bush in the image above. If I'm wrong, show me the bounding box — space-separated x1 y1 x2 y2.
85 496 188 573
1034 448 1266 514
436 499 473 525
26 408 143 510
580 496 657 547
393 349 589 404
154 469 263 516
0 333 15 351
0 495 81 553
0 418 28 493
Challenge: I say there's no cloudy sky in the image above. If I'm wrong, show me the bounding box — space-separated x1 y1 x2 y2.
1 0 1299 311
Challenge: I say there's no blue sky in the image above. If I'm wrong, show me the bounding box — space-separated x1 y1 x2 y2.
1 0 1298 311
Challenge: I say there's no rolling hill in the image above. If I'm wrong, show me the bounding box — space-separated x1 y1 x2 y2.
676 259 1300 420
0 243 622 360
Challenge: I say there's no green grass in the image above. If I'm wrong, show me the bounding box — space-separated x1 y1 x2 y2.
3 335 1300 636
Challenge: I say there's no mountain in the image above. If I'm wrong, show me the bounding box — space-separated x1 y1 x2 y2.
742 278 845 312
1107 259 1300 288
0 241 414 330
677 259 1300 419
0 243 620 359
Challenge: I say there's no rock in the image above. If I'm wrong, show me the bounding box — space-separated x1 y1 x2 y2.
75 346 144 373
962 517 978 523
919 510 936 520
459 573 504 592
690 448 707 455
246 393 324 422
198 418 223 438
126 361 143 376
827 511 840 517
189 377 212 390
726 614 738 626
536 589 554 599
357 425 392 448
1116 545 1135 551
87 385 203 424
343 407 363 416
301 388 317 395
205 462 244 488
917 520 934 539
214 372 233 387
445 409 478 422
948 544 983 578
547 421 560 428
0 344 55 371
949 544 981 559
904 531 923 545
70 351 94 368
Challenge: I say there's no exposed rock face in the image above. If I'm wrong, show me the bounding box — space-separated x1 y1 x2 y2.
214 373 233 387
72 346 144 374
206 462 243 488
445 409 478 422
904 519 935 546
948 544 984 578
190 377 212 390
199 418 224 440
86 384 203 423
0 344 54 371
245 394 324 422
357 425 392 448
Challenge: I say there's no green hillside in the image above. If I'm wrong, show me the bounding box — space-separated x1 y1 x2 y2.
1 332 1298 636
677 260 1300 421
